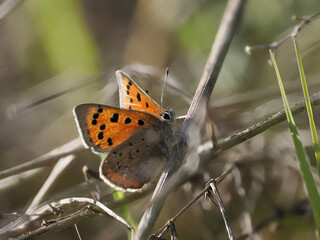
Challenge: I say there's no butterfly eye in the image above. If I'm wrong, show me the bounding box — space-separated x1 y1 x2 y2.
161 108 175 122
161 111 172 122
162 112 170 120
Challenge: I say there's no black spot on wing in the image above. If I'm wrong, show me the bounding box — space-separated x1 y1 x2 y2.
110 113 119 122
107 137 113 146
98 132 104 140
124 118 132 124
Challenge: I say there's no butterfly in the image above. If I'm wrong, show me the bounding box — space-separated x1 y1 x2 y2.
73 70 176 192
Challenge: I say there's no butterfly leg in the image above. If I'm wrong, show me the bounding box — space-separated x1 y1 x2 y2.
157 142 171 162
82 165 102 200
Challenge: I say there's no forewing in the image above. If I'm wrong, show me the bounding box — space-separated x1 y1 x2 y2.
73 104 161 154
116 70 163 118
99 129 165 192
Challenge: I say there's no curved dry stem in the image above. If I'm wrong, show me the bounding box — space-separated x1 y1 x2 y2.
10 197 136 239
154 166 235 238
0 0 21 20
13 207 94 240
133 0 246 239
0 138 84 180
246 11 320 53
215 91 320 152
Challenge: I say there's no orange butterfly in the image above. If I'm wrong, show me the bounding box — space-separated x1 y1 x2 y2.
73 71 175 192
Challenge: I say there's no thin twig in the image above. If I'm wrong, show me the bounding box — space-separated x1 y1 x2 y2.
0 156 75 236
13 197 134 240
13 207 94 240
212 78 320 110
26 156 75 214
74 224 82 240
3 192 148 239
182 0 245 133
246 11 320 53
8 72 104 117
209 180 234 240
0 138 84 180
155 184 211 238
169 221 178 240
233 167 255 240
154 165 235 239
0 0 21 20
214 91 320 151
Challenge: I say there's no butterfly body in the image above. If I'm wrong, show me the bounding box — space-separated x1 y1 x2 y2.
74 71 175 192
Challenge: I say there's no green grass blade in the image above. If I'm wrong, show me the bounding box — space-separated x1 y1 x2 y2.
113 190 137 239
26 0 100 78
293 38 320 176
269 50 320 233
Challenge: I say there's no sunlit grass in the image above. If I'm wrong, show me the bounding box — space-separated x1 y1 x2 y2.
270 49 320 233
293 38 320 176
25 0 100 79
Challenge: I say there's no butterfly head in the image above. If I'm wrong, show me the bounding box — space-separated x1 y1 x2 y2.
161 107 175 123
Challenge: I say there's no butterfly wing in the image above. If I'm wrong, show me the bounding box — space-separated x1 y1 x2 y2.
73 104 162 154
99 129 165 192
116 70 163 118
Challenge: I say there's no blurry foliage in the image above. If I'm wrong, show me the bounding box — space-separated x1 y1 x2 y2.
24 0 100 77
0 0 320 239
177 5 221 53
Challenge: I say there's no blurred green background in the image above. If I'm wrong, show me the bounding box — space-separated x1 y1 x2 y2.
0 0 320 239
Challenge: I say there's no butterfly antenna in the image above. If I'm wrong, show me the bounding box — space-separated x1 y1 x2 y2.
161 68 169 108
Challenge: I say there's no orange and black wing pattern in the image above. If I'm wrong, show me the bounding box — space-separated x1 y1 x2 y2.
116 70 163 118
73 104 161 154
99 129 164 192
